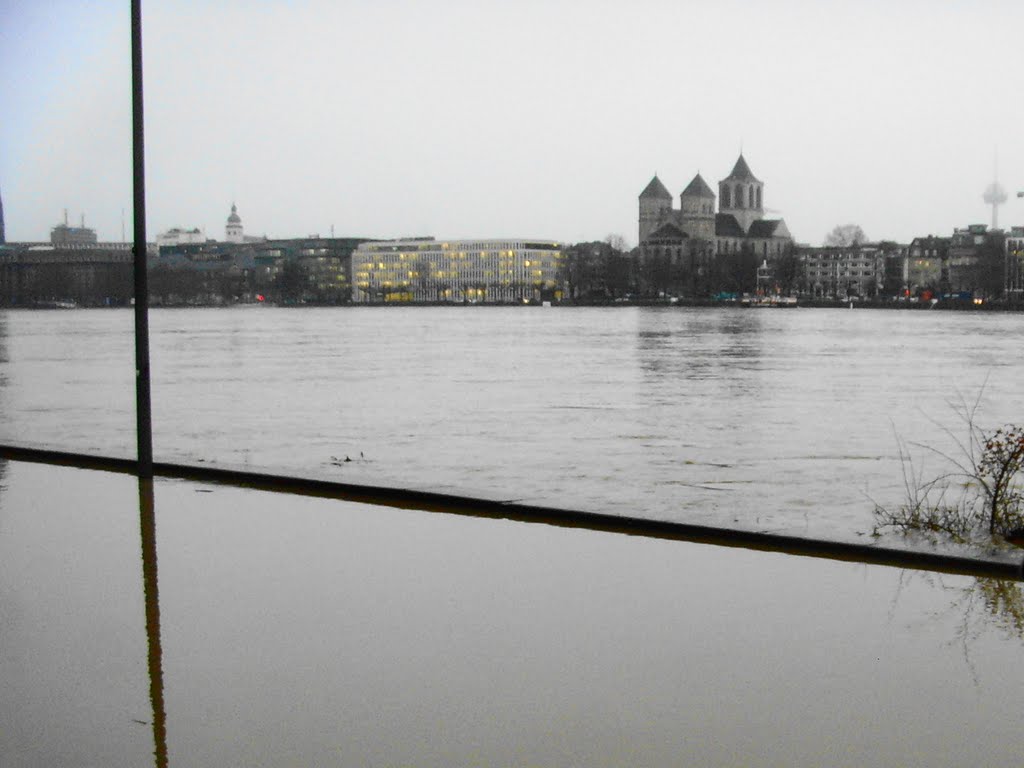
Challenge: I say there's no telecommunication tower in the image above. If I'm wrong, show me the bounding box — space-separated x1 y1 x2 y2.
984 182 1007 229
983 153 1009 229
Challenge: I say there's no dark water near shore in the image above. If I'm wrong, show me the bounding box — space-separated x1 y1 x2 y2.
1 461 1022 767
2 305 1023 540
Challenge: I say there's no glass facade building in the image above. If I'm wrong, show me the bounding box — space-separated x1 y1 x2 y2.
352 237 563 303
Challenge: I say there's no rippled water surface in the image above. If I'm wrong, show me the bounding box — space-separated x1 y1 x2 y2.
2 305 1023 540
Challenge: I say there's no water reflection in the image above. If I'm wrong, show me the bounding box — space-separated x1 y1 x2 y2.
138 478 168 767
0 463 155 766
635 309 764 396
3 462 1024 766
951 577 1024 644
893 571 1024 675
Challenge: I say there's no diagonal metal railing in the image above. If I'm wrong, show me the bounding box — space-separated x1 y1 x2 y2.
2 443 1021 582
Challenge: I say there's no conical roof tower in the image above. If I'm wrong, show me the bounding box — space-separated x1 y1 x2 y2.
681 173 715 199
638 174 673 243
724 154 760 182
639 175 673 200
718 154 764 234
679 173 716 240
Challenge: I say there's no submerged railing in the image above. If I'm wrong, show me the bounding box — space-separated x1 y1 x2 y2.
3 444 1021 583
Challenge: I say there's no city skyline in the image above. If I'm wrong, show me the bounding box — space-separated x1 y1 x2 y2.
2 0 1023 246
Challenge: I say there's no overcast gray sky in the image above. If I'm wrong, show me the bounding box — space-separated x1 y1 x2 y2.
2 0 1023 246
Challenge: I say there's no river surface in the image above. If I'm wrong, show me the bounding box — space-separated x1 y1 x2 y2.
2 306 1024 766
1 305 1022 541
1 461 1022 767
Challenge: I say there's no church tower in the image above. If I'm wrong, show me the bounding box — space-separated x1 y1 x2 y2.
718 155 764 234
638 175 673 244
679 173 716 241
225 203 243 243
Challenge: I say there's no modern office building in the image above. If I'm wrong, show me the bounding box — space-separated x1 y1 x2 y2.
351 237 563 303
152 235 367 305
254 236 367 301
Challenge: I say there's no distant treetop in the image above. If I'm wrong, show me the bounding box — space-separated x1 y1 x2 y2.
824 224 867 248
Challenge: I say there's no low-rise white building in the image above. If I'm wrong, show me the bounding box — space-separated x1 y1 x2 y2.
352 237 563 303
156 227 206 247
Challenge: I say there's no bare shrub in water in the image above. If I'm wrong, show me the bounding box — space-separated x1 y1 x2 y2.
976 425 1024 536
873 396 1024 543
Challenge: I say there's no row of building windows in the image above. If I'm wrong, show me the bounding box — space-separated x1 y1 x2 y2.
366 250 532 264
362 240 561 254
355 266 550 279
355 257 556 271
807 269 877 277
645 239 787 258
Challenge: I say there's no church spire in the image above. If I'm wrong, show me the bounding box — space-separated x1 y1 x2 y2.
725 154 759 182
719 154 764 235
225 202 244 242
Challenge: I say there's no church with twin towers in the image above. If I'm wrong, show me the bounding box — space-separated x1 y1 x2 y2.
638 154 792 259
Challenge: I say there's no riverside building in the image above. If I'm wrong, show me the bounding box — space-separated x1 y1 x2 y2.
351 237 563 303
638 155 793 260
797 245 885 298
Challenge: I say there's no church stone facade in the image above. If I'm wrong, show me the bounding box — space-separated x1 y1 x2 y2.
638 155 792 260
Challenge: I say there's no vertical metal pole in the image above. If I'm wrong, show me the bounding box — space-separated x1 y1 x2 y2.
132 0 153 478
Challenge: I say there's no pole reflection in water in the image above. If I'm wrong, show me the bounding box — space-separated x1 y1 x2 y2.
138 478 168 767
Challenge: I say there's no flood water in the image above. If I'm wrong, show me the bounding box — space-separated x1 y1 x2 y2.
2 305 1023 542
1 460 1022 767
2 307 1023 765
